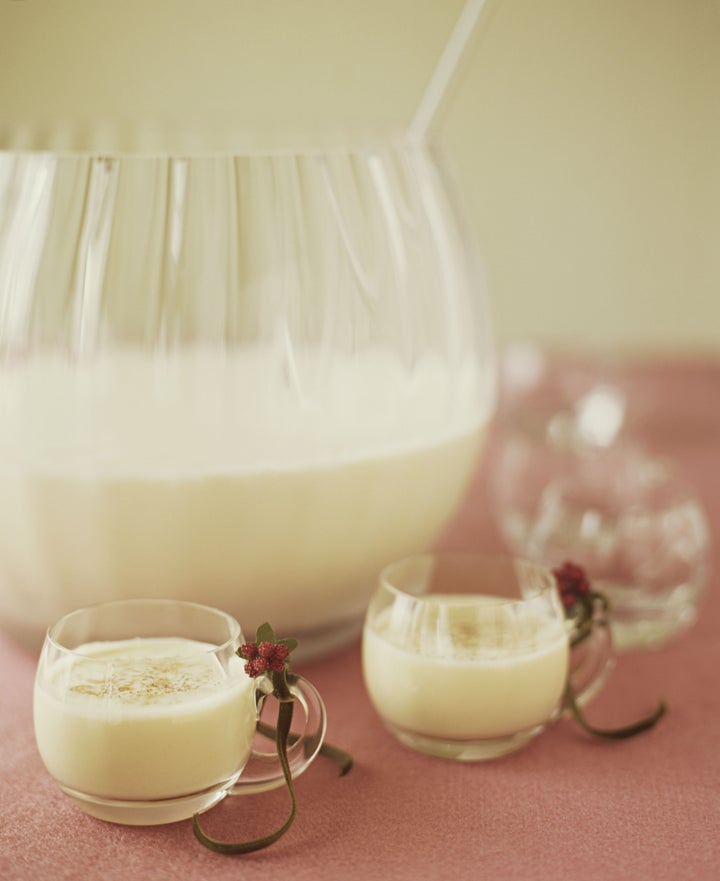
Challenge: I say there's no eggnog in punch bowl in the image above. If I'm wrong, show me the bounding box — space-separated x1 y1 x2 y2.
0 146 494 655
0 346 489 652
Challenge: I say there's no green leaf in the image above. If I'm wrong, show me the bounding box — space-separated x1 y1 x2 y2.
255 622 275 643
277 637 299 653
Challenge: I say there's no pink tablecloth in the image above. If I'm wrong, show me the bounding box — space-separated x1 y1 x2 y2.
1 357 719 881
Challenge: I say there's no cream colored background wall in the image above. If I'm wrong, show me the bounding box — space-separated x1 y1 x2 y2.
440 0 720 356
1 0 718 355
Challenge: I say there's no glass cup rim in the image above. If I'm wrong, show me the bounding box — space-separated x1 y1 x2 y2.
377 551 559 609
45 598 242 660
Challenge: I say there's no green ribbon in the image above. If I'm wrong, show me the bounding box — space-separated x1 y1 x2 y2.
192 668 298 855
192 626 352 856
564 679 667 739
565 590 667 740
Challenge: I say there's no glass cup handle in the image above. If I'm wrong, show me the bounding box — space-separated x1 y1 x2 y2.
230 673 327 796
567 607 615 709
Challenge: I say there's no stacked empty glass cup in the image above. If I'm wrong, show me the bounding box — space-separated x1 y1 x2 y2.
492 343 710 651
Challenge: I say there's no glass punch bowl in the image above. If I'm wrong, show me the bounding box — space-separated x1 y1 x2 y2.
0 143 494 656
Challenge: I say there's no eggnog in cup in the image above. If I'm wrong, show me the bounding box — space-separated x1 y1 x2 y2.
362 554 587 761
34 637 256 806
33 600 327 824
364 597 568 742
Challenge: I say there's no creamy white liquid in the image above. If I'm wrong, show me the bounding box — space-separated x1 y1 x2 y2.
33 637 255 800
0 348 489 646
363 597 569 740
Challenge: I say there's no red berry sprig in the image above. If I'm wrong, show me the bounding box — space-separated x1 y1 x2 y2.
552 560 606 647
552 560 592 611
239 640 292 676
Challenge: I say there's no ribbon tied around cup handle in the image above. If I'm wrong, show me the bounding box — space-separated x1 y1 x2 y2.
555 562 667 739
